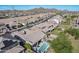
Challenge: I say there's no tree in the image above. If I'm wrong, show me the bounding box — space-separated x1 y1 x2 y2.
49 32 73 53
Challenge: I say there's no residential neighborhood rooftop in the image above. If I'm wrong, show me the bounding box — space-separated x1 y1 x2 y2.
0 12 63 53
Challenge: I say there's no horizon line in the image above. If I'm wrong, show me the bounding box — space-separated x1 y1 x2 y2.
0 5 79 11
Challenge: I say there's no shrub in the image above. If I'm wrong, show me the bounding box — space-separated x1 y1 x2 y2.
23 43 32 50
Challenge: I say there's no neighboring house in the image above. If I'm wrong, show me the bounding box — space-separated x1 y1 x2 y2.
0 39 24 53
4 44 24 53
0 33 24 53
53 15 63 23
73 17 79 28
31 15 62 33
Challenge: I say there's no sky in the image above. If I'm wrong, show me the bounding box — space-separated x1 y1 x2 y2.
0 5 79 11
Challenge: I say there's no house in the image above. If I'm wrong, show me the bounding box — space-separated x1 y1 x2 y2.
13 28 46 46
12 28 49 53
